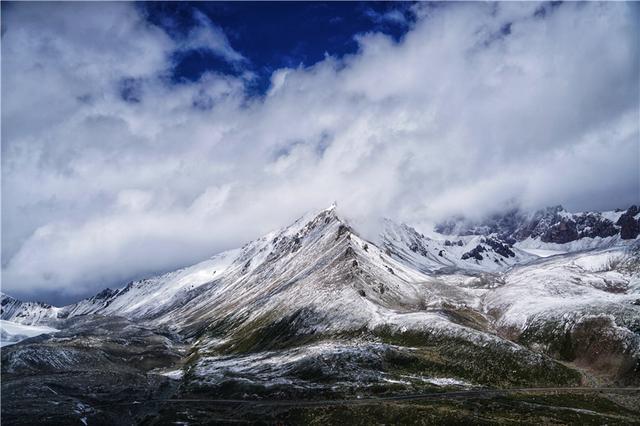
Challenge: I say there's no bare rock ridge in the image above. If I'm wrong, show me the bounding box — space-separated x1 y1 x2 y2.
436 204 640 243
619 205 640 240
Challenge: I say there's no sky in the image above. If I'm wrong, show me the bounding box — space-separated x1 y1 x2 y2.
2 1 639 305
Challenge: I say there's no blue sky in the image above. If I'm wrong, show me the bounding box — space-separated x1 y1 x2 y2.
142 2 416 93
2 2 638 304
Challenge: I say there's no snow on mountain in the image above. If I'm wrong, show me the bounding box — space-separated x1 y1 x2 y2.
484 247 640 331
64 247 242 321
436 204 640 246
482 244 640 381
3 204 638 335
0 205 511 374
378 219 536 274
2 202 640 426
0 293 62 326
0 320 59 347
47 206 525 341
515 234 625 255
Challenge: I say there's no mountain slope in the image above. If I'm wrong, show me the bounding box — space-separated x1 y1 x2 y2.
436 205 640 245
378 219 536 273
0 320 58 348
2 205 640 424
0 293 61 326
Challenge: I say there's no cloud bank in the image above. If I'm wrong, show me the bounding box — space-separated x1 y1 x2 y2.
2 2 638 303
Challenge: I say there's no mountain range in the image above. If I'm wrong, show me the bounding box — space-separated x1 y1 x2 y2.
2 204 639 424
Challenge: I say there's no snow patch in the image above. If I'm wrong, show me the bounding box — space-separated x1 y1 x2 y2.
518 248 566 258
160 369 184 380
571 252 622 272
425 377 474 387
0 320 59 347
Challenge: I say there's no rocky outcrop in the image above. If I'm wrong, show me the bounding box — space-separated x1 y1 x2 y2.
483 237 515 258
540 218 578 244
461 245 486 261
0 293 57 325
460 237 515 261
576 213 618 239
617 206 640 240
437 204 638 244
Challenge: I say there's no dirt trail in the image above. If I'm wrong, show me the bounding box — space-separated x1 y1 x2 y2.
94 386 640 408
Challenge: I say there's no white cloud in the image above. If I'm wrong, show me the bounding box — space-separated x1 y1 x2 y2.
1 2 638 302
180 9 246 63
364 7 409 26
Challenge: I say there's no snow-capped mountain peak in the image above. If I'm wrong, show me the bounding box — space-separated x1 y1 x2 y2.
2 204 640 420
436 204 639 245
2 204 638 334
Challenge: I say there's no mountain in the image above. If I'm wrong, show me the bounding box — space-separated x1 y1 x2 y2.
0 320 58 348
0 206 536 327
378 218 536 273
0 293 61 326
2 205 640 424
436 204 640 244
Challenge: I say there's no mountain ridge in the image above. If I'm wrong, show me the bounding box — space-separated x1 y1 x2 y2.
436 204 640 244
2 204 640 423
2 204 638 327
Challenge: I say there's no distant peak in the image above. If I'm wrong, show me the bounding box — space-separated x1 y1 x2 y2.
545 205 565 213
318 203 341 222
0 292 17 301
313 203 342 222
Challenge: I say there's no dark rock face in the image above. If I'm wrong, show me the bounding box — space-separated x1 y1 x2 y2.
461 245 486 261
512 206 563 241
483 237 515 258
460 237 515 261
437 204 638 243
626 205 639 217
575 213 618 239
436 208 524 240
540 218 579 244
336 224 350 240
409 242 428 256
343 246 356 259
617 206 640 240
94 288 115 300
